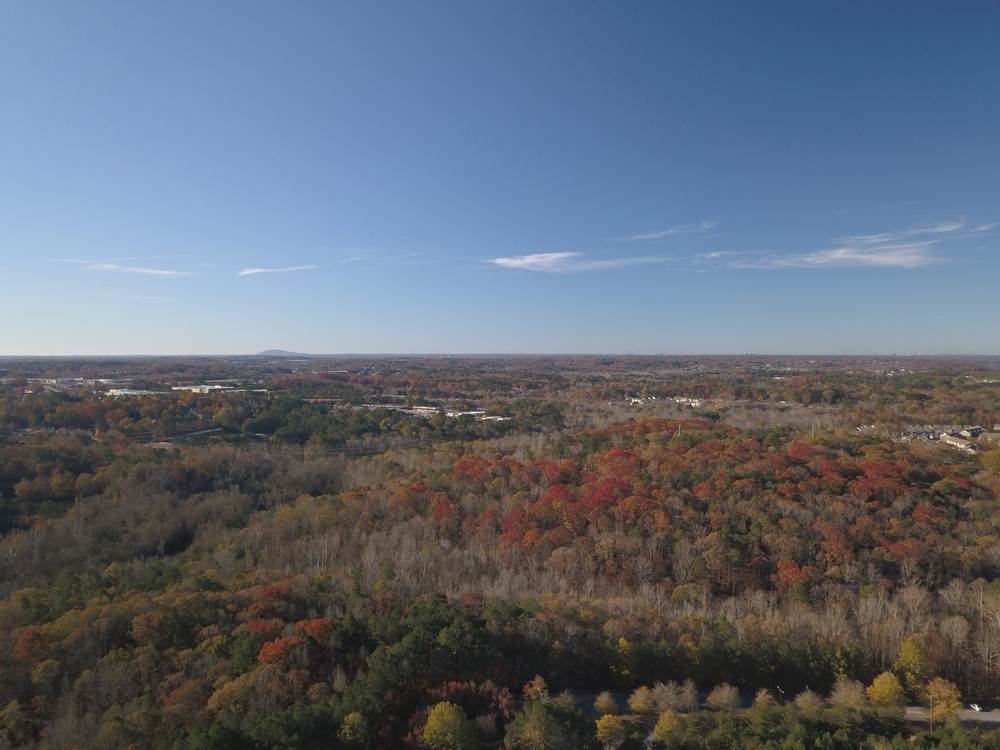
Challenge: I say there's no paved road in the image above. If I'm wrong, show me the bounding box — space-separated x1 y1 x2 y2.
905 706 1000 726
573 694 1000 727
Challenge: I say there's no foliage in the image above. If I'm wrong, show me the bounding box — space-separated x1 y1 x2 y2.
422 702 477 750
895 635 930 698
705 684 740 711
793 689 824 715
595 714 627 749
594 690 619 716
504 699 595 750
627 685 657 714
652 709 681 741
867 672 906 712
926 678 962 726
829 677 868 711
5 357 1000 747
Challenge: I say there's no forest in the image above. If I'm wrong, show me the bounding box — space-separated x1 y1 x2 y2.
3 355 1000 748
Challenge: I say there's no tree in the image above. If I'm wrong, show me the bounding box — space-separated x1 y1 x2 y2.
894 634 929 697
677 679 699 713
504 701 594 750
423 702 476 750
926 677 961 731
627 685 657 715
338 712 368 746
706 683 740 712
828 678 868 711
594 691 619 716
981 449 1000 476
866 672 905 712
793 689 823 716
0 700 32 748
594 714 627 749
651 710 680 742
553 689 576 707
522 675 549 702
654 679 699 713
652 682 678 712
752 688 776 708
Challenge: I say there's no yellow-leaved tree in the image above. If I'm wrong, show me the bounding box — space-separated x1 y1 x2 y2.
595 714 627 749
422 702 476 750
866 672 906 714
627 685 658 714
926 677 962 730
894 635 929 697
652 710 681 742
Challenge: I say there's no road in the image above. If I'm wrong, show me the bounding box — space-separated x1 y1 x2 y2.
572 695 1000 727
905 706 1000 726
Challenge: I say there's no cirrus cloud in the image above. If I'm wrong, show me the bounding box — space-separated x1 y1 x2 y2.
766 244 936 269
87 263 198 276
489 252 665 273
237 265 318 276
698 220 994 270
49 256 198 276
622 220 717 241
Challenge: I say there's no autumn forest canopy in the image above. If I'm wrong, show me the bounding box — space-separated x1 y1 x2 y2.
3 354 1000 748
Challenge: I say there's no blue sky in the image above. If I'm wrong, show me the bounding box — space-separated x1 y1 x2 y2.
1 1 998 355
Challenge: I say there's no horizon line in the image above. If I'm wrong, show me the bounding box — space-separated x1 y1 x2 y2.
3 352 1000 359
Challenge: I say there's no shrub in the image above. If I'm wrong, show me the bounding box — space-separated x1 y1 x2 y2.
594 691 619 716
706 683 740 711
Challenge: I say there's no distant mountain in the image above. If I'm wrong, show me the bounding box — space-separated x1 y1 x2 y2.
255 349 313 357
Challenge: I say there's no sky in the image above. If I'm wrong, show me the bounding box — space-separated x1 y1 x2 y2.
1 1 998 355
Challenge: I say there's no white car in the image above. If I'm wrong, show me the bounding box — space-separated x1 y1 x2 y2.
970 703 983 712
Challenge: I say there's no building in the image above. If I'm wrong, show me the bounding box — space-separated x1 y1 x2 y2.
940 433 977 454
172 385 230 394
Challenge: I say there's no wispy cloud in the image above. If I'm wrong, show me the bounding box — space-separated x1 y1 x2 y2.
698 220 993 271
237 265 318 276
622 221 717 241
52 254 190 264
87 263 197 276
697 250 737 260
970 222 997 233
489 252 665 273
329 249 426 267
490 252 579 272
50 256 198 276
834 221 984 246
765 243 938 269
575 256 667 271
